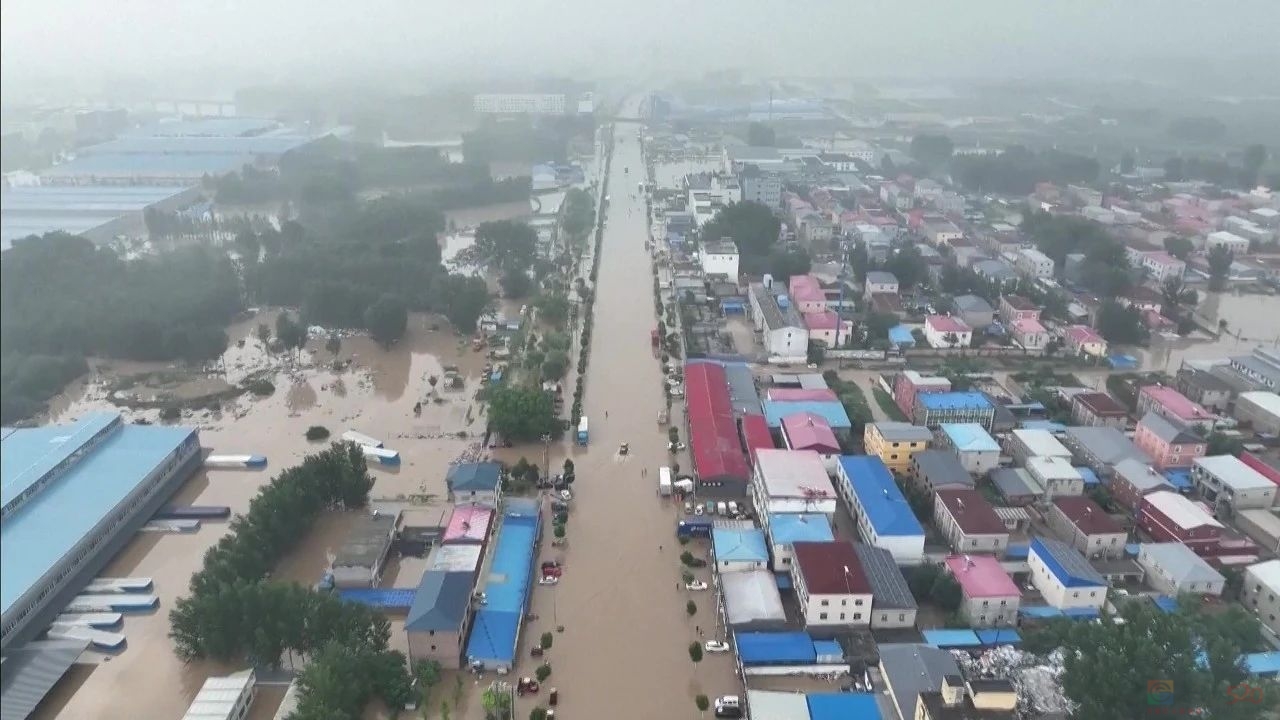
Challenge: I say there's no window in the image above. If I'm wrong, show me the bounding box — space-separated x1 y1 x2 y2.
1072 592 1079 598
841 599 847 606
890 454 898 460
980 614 987 622
820 599 829 606
899 613 906 622
819 612 828 620
983 600 990 607
855 599 864 606
854 613 862 620
892 442 900 448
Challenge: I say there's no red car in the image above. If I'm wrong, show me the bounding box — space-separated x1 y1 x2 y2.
541 565 562 578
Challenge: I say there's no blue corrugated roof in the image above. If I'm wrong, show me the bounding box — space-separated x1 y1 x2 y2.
807 693 882 720
2 415 198 617
712 527 769 563
918 392 992 410
1019 606 1063 618
812 639 843 659
337 588 416 609
889 325 916 345
447 462 502 492
838 456 924 537
465 504 539 665
940 423 999 452
43 152 251 178
769 513 834 545
1004 544 1030 560
975 628 1022 646
763 400 852 429
1019 420 1068 433
1031 537 1106 588
736 632 817 665
923 629 982 648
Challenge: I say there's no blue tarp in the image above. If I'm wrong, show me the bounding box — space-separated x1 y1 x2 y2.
1077 466 1101 486
889 325 916 347
1005 544 1030 560
923 629 982 648
1109 354 1140 369
1019 606 1063 619
1162 468 1194 491
807 693 882 720
1153 595 1180 614
1062 608 1101 619
975 628 1022 646
720 299 746 314
1019 420 1068 434
337 588 416 609
736 632 818 666
1125 543 1141 556
812 640 843 660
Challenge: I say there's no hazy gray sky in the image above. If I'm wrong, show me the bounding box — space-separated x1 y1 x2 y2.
4 0 1279 100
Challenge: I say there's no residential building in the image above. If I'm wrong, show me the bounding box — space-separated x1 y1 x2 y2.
934 488 1009 555
944 555 1021 627
917 676 1018 720
1174 370 1236 413
686 172 742 228
699 239 740 279
1015 248 1055 278
923 315 973 349
1192 455 1277 511
1235 391 1280 435
802 311 853 348
836 456 925 564
1063 426 1152 478
990 468 1041 506
864 422 933 475
1229 347 1280 391
1237 508 1280 555
1110 458 1176 511
331 513 397 588
817 152 859 172
913 392 996 430
1070 392 1129 429
1242 560 1280 636
748 282 810 360
879 644 962 720
790 541 872 627
1011 317 1050 350
788 275 827 314
952 295 995 330
1136 385 1217 431
864 270 900 299
1069 184 1103 207
882 182 912 211
738 166 782 210
1063 325 1108 357
724 145 785 173
998 295 1040 325
1137 543 1226 596
751 449 838 516
712 527 770 573
182 671 256 720
1131 251 1186 283
894 370 952 418
1047 496 1126 559
763 513 834 572
936 423 1000 474
446 462 503 506
406 571 475 669
1138 491 1224 552
1206 230 1250 255
910 450 975 493
1025 456 1085 498
1133 412 1206 469
780 412 841 455
925 221 964 246
854 543 918 629
973 258 1019 288
1007 429 1071 466
1028 537 1108 611
473 93 566 115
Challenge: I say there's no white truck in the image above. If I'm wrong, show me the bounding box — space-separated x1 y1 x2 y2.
658 466 673 496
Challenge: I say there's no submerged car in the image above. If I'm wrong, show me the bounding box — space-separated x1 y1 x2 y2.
685 581 708 591
538 576 559 586
704 641 730 653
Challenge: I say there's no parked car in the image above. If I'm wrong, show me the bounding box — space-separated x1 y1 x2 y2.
715 706 744 719
538 576 559 586
684 501 694 514
704 641 730 653
541 566 563 578
686 581 708 591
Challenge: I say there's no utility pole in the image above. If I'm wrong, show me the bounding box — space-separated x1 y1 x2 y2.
541 433 552 483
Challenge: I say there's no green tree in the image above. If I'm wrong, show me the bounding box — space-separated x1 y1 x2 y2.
909 134 954 169
698 202 782 275
535 663 552 682
436 274 492 333
1208 246 1234 291
275 311 307 354
849 240 869 283
689 641 703 662
530 709 548 720
695 695 710 714
363 294 409 348
476 220 538 272
769 246 811 282
234 230 261 261
414 660 442 705
930 572 963 612
534 291 570 326
487 385 560 442
1164 235 1195 260
686 600 697 616
908 563 943 601
1096 300 1149 345
540 632 554 650
746 122 776 147
883 244 926 291
541 351 569 381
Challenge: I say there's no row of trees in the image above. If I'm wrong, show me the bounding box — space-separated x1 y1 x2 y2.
168 444 413 716
952 145 1101 195
1022 209 1133 296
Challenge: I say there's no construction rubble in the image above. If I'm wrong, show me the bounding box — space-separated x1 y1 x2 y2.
952 645 1075 717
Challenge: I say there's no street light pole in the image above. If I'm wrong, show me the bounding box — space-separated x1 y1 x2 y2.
541 433 552 483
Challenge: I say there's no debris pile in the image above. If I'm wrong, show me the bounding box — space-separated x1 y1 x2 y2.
952 645 1074 717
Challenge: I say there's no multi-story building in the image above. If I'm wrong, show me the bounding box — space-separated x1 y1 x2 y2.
446 462 504 506
863 271 900 299
1011 317 1050 350
936 423 1000 474
1015 248 1055 278
864 422 932 476
1007 429 1072 466
1070 392 1129 428
1235 391 1280 435
1136 385 1217 431
952 295 995 330
712 527 770 574
1063 426 1152 479
1192 455 1277 511
1130 251 1187 283
1028 537 1109 611
1242 560 1280 636
1110 458 1175 511
1047 496 1126 559
945 555 1021 627
763 512 834 572
791 541 873 627
1133 413 1205 470
923 315 973 348
1063 325 1108 357
925 221 965 247
913 392 996 430
1229 347 1280 391
853 543 919 629
748 282 810 360
894 370 952 418
934 488 1010 555
699 239 740 279
1138 491 1224 553
751 449 839 517
998 295 1041 325
738 165 782 209
406 571 477 669
788 274 827 314
1137 543 1226 596
910 450 975 493
1025 456 1085 498
1206 230 1250 255
473 93 567 114
836 456 925 564
1174 369 1236 413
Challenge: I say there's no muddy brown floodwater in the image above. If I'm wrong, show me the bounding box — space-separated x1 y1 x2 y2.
1134 291 1280 372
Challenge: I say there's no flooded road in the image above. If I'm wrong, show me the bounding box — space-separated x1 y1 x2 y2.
1135 291 1280 372
508 107 740 719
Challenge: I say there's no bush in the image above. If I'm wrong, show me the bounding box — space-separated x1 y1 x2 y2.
535 663 552 682
696 695 710 712
160 406 181 421
540 632 553 650
305 425 331 441
686 600 697 616
681 550 696 566
247 378 275 396
553 523 566 539
688 642 703 662
682 570 694 584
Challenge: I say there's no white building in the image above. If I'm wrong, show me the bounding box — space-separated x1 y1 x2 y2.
1015 248 1055 278
699 239 740 279
864 270 900 299
182 670 256 720
748 283 810 360
791 541 873 627
1137 542 1225 597
837 457 926 565
751 449 838 516
923 315 973 349
1007 429 1072 466
1243 560 1280 635
925 222 965 247
1191 455 1277 511
1025 456 1085 498
1027 538 1108 611
1206 230 1250 255
473 93 566 115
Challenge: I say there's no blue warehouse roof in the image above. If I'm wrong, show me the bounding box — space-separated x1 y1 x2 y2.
939 423 999 452
1031 537 1105 588
807 693 883 720
918 392 992 411
736 631 817 665
447 462 502 493
762 400 851 430
768 513 834 546
712 527 769 564
838 456 923 537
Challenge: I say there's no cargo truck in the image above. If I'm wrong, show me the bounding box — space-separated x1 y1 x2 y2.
676 518 714 539
577 416 589 446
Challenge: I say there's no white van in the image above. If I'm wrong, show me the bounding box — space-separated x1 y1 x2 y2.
727 501 739 516
658 466 673 496
716 501 728 515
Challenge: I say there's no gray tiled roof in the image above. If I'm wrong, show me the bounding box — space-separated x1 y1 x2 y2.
1138 412 1199 445
879 644 960 720
853 543 917 610
912 450 973 488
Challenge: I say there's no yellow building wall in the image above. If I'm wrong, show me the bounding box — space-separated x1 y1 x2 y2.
864 425 929 475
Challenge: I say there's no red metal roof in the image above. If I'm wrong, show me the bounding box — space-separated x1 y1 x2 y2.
739 413 775 465
935 488 1006 535
766 388 839 402
684 363 750 483
791 541 870 594
781 412 841 454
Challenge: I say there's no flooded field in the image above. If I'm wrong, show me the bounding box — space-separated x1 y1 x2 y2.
653 159 721 189
1135 291 1280 372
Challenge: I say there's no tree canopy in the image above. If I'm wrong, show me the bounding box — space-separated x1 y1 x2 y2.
698 202 782 275
475 220 538 273
953 146 1099 194
1208 246 1235 291
486 384 561 442
1021 209 1132 294
1164 235 1195 260
1096 300 1149 346
363 295 409 347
